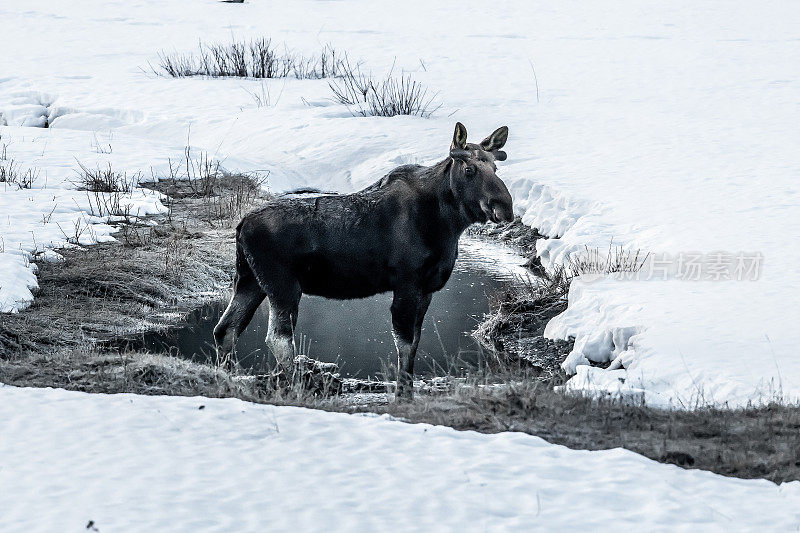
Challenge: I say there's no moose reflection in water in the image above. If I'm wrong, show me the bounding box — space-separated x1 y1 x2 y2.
214 122 513 399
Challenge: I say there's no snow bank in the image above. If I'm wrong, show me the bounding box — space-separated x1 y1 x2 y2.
0 130 167 311
0 385 797 531
1 0 799 405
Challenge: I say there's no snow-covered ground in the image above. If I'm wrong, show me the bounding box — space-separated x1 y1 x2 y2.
2 1 799 406
1 384 798 531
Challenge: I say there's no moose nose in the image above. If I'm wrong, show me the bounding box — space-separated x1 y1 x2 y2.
490 185 514 222
491 200 514 223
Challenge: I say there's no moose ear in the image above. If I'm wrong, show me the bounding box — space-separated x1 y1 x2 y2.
451 122 468 150
480 126 508 152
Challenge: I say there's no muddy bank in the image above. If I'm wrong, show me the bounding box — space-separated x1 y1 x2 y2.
468 218 573 383
0 173 264 399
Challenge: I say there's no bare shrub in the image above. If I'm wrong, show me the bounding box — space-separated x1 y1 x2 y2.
0 134 10 160
155 39 346 80
328 62 440 117
0 159 40 189
164 146 224 198
291 44 348 79
155 50 198 77
157 146 268 227
74 162 137 193
55 217 95 246
84 188 136 218
163 234 193 283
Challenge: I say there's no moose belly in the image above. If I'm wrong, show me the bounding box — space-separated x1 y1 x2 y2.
292 252 391 300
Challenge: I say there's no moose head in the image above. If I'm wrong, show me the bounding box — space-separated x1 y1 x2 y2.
448 122 514 224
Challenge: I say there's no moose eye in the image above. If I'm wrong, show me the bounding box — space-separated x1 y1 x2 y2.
465 165 476 176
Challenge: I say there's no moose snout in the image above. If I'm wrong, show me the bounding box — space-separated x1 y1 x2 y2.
486 182 514 223
489 198 514 223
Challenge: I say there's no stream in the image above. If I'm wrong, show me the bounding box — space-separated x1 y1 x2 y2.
133 237 531 379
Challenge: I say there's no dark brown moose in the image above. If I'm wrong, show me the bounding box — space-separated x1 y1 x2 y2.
214 122 513 400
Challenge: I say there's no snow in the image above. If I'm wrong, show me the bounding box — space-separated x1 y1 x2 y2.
0 385 797 531
1 0 799 406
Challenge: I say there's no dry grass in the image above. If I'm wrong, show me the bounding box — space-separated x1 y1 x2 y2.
154 39 348 80
74 162 138 193
0 170 267 353
72 162 154 219
567 241 649 279
328 61 440 117
140 146 268 228
0 159 39 189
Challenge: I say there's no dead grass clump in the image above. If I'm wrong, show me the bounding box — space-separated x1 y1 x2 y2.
0 159 40 189
146 146 268 228
72 162 151 219
0 346 256 400
568 241 649 279
328 62 440 117
44 244 176 306
74 162 137 193
120 223 156 248
155 39 347 80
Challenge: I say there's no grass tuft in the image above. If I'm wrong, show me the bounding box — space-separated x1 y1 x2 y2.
328 61 440 117
567 241 649 279
146 145 269 228
74 162 137 193
0 159 39 189
154 39 348 80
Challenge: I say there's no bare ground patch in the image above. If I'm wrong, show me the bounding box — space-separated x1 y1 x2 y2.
0 165 268 400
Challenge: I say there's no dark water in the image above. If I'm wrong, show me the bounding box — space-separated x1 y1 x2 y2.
132 238 528 379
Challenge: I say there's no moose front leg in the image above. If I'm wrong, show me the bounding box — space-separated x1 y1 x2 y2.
391 291 432 401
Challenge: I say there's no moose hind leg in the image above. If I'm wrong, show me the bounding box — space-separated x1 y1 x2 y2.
391 291 431 401
214 274 266 367
265 282 302 372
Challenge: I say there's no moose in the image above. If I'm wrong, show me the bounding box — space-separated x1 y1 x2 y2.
214 122 513 400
